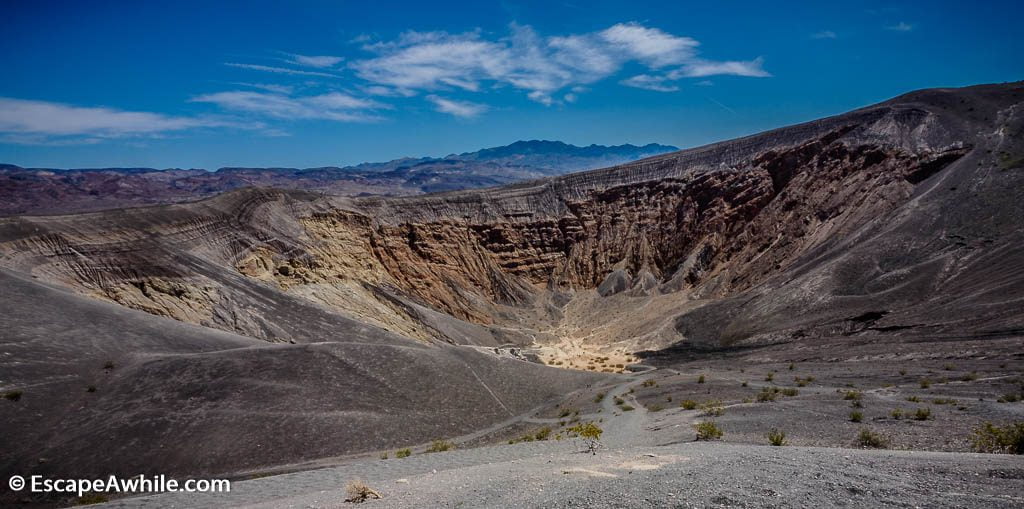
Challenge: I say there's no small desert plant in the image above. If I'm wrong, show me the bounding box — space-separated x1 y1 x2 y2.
535 426 552 441
700 400 724 417
913 407 931 421
614 397 625 405
890 408 904 420
2 390 23 401
856 428 888 448
757 389 777 403
998 393 1020 403
395 448 411 458
344 480 381 503
765 372 775 382
766 428 787 446
906 396 921 402
788 363 795 371
694 421 724 441
943 363 955 371
970 422 1024 454
102 361 115 370
567 421 604 454
899 369 907 376
781 388 799 397
680 399 698 410
379 451 388 460
920 379 931 389
962 372 978 382
425 439 455 453
741 381 749 387
593 392 605 403
558 407 576 418
648 403 664 412
620 404 635 411
843 390 863 401
851 399 864 409
697 374 706 384
850 411 863 423
642 379 657 387
86 385 96 393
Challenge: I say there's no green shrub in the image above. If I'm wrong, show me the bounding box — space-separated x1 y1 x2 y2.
648 403 664 412
697 374 706 384
642 379 657 387
781 388 799 397
395 448 411 458
741 381 749 387
899 369 907 376
614 397 625 405
962 372 978 382
2 390 23 401
425 439 455 453
998 394 1020 403
920 379 931 389
567 421 604 454
593 392 605 403
694 421 724 441
971 422 1024 454
379 451 388 460
843 390 863 401
850 411 863 423
788 363 795 371
766 428 787 446
535 426 552 441
757 389 777 403
620 404 635 411
765 372 775 382
906 396 921 402
856 428 888 448
913 407 931 420
890 408 903 420
680 399 698 410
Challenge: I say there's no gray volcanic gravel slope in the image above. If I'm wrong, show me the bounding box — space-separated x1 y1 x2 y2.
0 269 607 487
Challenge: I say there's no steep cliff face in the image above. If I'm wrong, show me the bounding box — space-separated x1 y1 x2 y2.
0 82 1020 357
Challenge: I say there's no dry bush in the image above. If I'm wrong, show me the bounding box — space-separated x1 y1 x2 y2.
345 480 381 503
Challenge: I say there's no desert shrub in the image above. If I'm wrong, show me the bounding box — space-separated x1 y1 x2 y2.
741 381 749 387
697 374 706 384
680 399 698 410
757 389 777 403
694 421 724 441
906 396 921 402
425 439 455 453
962 372 978 381
932 398 957 405
102 361 115 370
788 363 795 371
850 411 863 423
395 448 411 458
843 390 863 401
899 369 907 375
379 451 388 460
971 422 1024 454
920 379 931 389
856 428 888 448
891 408 904 420
620 404 635 411
998 394 1020 403
781 388 799 397
344 480 381 503
535 426 552 441
943 363 955 371
851 400 864 408
559 407 577 418
594 392 605 403
796 379 808 387
766 428 787 446
700 400 724 417
642 379 656 387
765 372 775 382
86 385 96 393
567 421 603 454
913 407 931 420
648 403 664 412
3 390 23 401
614 397 625 405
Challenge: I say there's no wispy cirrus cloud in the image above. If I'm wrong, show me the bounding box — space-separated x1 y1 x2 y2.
811 30 838 39
0 97 256 144
885 22 914 32
350 22 769 104
426 95 487 118
224 62 340 78
191 90 385 122
285 54 344 68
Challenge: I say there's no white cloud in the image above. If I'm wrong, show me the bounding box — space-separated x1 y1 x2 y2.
885 22 914 32
0 97 252 144
234 82 295 94
225 63 340 78
669 57 771 78
811 30 837 39
426 95 487 118
287 54 343 68
620 74 679 92
191 90 384 122
349 22 769 114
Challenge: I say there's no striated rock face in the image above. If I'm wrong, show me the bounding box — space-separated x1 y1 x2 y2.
0 82 1021 354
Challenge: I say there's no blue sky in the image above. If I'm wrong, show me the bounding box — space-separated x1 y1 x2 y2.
0 0 1021 169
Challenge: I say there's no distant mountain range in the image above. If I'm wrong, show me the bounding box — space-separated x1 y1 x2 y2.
0 140 677 216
